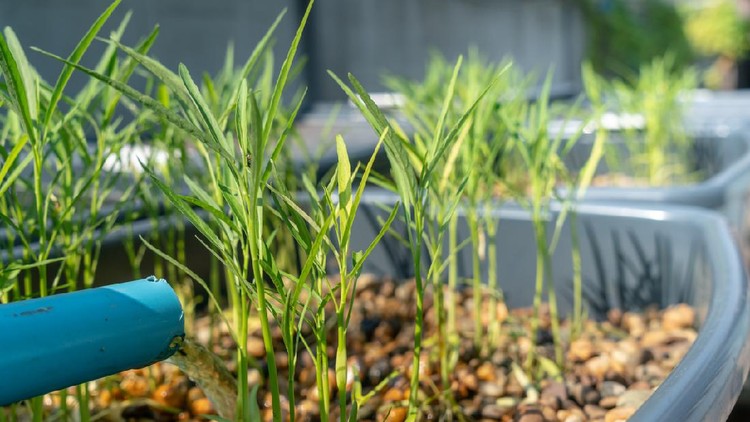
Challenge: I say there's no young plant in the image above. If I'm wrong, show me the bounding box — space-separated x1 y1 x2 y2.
41 3 315 420
500 71 567 373
0 3 139 419
543 63 609 344
332 56 499 419
606 56 698 185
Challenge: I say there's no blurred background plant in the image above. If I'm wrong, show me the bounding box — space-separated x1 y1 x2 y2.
682 0 750 88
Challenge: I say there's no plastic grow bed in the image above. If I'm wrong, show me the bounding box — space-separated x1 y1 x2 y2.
340 189 750 421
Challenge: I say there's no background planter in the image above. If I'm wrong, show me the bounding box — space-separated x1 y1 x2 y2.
340 189 750 421
561 126 750 265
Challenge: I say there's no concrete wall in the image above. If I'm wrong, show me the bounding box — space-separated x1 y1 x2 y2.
306 0 586 100
0 0 585 103
0 0 301 94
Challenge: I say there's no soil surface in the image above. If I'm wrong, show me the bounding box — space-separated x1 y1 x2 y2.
4 276 699 421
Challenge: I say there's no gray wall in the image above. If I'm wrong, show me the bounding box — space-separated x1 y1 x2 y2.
0 0 300 94
0 0 585 103
307 0 586 100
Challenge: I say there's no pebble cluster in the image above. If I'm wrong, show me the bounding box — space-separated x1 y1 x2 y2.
26 276 696 421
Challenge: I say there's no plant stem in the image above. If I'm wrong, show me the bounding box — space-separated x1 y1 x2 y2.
336 310 348 419
527 215 564 370
235 291 249 419
570 211 583 340
447 215 458 339
315 277 330 420
249 192 281 421
467 212 483 348
487 221 500 346
407 208 425 420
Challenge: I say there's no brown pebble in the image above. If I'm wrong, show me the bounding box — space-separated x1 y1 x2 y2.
298 399 319 417
478 382 504 398
608 309 623 326
463 373 479 392
481 404 510 420
584 404 607 419
246 337 266 358
600 381 626 398
516 407 544 422
97 389 112 408
573 384 601 405
662 304 695 331
621 313 646 337
540 381 567 411
616 390 651 408
605 406 636 422
558 408 585 422
599 396 619 409
187 387 205 402
152 383 186 409
628 381 651 391
641 330 669 348
189 397 215 415
585 355 610 379
384 406 407 422
120 376 149 398
568 338 595 361
477 362 496 382
383 388 404 402
274 351 289 369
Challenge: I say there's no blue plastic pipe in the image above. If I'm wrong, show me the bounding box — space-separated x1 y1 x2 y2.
0 276 184 405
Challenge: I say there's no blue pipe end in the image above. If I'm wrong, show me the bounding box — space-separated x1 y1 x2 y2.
0 276 185 405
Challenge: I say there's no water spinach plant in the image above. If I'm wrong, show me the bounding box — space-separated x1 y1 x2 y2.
0 2 162 419
332 55 504 418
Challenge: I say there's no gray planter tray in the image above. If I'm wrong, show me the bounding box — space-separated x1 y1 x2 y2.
341 189 750 421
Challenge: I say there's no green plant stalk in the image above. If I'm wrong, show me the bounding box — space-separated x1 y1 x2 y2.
527 210 564 370
336 304 348 419
407 207 426 420
249 188 281 422
237 292 250 420
467 213 483 348
486 218 500 346
570 211 583 339
446 215 458 340
430 222 450 393
334 202 351 421
315 275 330 421
30 143 47 422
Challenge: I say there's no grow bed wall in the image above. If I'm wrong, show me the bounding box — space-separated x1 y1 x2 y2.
340 189 750 421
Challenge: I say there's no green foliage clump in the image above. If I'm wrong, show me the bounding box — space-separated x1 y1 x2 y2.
580 0 694 76
683 0 750 59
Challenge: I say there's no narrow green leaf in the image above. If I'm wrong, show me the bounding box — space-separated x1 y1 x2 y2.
139 237 234 342
3 28 37 122
33 48 210 146
349 202 400 278
261 87 308 185
218 9 285 125
335 135 352 206
0 134 28 189
0 29 37 143
235 79 249 155
179 64 228 152
179 195 238 233
262 0 314 142
103 24 161 123
42 0 121 133
104 37 197 115
141 162 226 259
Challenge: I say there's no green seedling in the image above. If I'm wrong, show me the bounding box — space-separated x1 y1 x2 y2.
332 55 500 419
